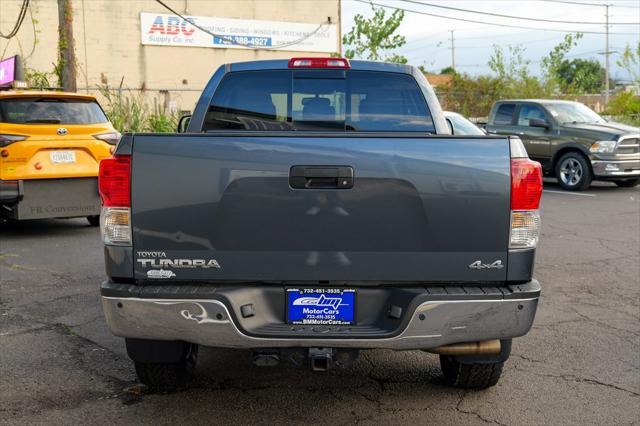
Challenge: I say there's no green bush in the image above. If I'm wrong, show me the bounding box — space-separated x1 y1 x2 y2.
605 91 640 126
98 84 180 133
24 68 56 90
147 103 179 133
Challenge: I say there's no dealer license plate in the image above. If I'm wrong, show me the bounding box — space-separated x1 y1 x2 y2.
286 288 356 325
50 151 76 164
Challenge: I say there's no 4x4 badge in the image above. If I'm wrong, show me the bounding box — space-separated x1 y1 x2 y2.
469 260 504 269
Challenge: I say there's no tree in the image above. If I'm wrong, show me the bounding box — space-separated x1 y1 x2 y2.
342 3 407 63
541 33 583 92
555 58 605 94
488 45 548 99
56 0 77 91
438 72 503 117
440 66 456 75
617 42 640 84
24 67 56 89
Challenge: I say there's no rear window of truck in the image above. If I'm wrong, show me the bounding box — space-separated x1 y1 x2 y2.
0 97 108 124
494 103 516 125
203 70 434 132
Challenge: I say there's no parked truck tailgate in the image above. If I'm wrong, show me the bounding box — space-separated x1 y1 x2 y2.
130 133 510 283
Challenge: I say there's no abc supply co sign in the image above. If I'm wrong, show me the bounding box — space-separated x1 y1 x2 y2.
140 13 338 53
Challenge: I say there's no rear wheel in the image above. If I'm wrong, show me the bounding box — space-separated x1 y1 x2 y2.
555 152 592 191
133 343 198 392
87 215 100 226
614 179 639 188
440 355 504 389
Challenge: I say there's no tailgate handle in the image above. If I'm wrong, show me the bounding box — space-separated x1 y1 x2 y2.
289 166 354 189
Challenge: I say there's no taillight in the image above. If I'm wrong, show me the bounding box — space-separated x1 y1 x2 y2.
93 131 122 145
288 57 350 68
510 211 541 249
0 134 28 147
100 208 131 246
99 155 131 245
511 158 543 210
99 155 130 207
510 138 542 249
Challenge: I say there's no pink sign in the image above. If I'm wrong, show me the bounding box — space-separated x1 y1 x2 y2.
0 56 16 87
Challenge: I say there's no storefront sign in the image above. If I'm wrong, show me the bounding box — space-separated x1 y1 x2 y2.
140 13 338 53
0 56 17 87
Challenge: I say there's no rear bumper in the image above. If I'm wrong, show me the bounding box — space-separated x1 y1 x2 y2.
101 280 540 350
0 180 22 204
0 178 100 219
592 159 640 179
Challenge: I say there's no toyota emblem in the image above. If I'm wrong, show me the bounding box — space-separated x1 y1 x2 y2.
57 128 68 136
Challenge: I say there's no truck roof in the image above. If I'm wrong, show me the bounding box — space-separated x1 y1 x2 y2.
495 99 580 105
227 58 415 74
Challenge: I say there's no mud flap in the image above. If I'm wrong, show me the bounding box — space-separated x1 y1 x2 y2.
16 178 101 219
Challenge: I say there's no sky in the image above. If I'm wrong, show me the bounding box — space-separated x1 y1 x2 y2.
340 0 640 81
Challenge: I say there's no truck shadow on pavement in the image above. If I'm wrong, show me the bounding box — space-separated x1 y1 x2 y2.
118 346 462 422
0 217 96 238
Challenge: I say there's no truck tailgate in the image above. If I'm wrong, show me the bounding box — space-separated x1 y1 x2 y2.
131 134 511 283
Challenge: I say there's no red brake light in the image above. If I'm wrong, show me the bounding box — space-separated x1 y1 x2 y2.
99 155 131 207
511 158 543 210
288 57 350 68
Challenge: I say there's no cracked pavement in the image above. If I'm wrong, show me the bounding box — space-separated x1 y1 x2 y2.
1 180 638 425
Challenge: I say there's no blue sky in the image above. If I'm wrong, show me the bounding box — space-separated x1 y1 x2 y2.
340 0 640 81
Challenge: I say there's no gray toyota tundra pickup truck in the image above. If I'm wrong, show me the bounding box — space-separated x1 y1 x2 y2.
99 58 543 391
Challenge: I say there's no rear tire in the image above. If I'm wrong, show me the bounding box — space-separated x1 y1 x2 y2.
614 179 639 188
555 152 592 191
440 355 504 389
134 344 198 392
87 215 100 226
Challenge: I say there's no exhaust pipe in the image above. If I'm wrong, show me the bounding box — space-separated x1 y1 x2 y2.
426 339 501 356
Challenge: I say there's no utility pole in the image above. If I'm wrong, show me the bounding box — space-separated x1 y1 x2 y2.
449 30 455 70
57 0 77 92
604 4 610 105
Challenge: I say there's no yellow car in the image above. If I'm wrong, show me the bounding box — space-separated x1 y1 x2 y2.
0 90 119 225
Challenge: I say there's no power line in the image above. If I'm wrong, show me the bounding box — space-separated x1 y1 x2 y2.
354 0 638 35
401 42 442 54
454 29 549 41
154 0 329 49
539 0 640 8
398 0 640 24
537 0 606 6
455 36 565 48
0 0 29 40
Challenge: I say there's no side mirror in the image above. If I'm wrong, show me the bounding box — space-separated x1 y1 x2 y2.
177 114 192 133
529 118 550 129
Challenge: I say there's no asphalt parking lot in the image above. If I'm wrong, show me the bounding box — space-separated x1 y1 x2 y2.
1 180 638 425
